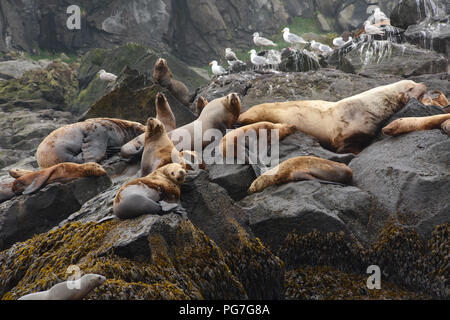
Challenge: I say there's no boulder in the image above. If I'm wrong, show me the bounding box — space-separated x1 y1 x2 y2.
391 0 447 29
0 59 49 80
349 130 450 239
278 48 320 73
0 176 112 251
408 72 450 96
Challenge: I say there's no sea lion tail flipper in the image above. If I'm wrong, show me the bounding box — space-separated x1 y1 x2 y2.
159 201 180 213
82 133 108 163
21 170 53 195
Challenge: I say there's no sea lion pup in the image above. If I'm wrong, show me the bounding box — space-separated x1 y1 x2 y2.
156 92 176 132
19 274 106 300
219 122 297 159
37 118 146 168
239 80 427 154
153 58 190 106
248 156 353 194
141 118 185 177
11 162 107 195
121 93 242 157
420 90 449 108
114 163 187 220
196 96 209 116
382 114 450 136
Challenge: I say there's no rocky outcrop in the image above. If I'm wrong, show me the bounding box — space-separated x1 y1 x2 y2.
391 0 447 29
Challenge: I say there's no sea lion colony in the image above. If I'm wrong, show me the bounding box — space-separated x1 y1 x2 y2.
2 58 448 300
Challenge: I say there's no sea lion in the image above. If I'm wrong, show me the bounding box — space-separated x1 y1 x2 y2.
11 162 107 195
37 118 145 168
420 90 449 108
153 58 190 106
141 118 185 177
114 163 187 220
18 274 106 300
121 93 242 157
196 96 208 116
382 114 450 136
220 122 297 159
180 150 207 171
441 120 450 135
248 156 353 194
156 92 176 132
239 80 427 154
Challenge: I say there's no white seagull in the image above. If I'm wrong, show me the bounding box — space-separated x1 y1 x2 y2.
225 48 238 62
253 32 277 48
98 70 117 82
373 8 389 24
210 60 227 76
310 40 333 54
332 36 352 47
364 21 385 36
282 28 307 46
249 49 269 68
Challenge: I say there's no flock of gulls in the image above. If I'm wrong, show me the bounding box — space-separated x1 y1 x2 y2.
209 6 391 76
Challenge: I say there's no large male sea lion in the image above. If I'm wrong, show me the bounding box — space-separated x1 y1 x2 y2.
239 80 427 154
382 114 450 136
114 163 187 220
37 118 145 168
248 156 353 194
121 93 242 158
141 118 185 177
11 162 107 196
19 274 106 300
153 58 190 106
156 92 176 132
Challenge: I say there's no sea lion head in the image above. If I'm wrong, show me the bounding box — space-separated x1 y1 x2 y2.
162 163 187 184
155 58 168 72
224 93 242 119
81 274 107 289
397 80 427 106
82 163 108 176
156 92 167 105
146 118 166 138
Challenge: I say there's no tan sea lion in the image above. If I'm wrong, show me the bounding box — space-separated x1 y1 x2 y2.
37 118 145 168
248 156 353 194
220 122 297 159
420 90 449 108
141 118 185 177
382 114 450 136
121 93 242 157
239 80 427 154
114 163 187 220
196 96 208 116
11 162 107 195
19 274 106 300
153 58 190 106
156 92 176 132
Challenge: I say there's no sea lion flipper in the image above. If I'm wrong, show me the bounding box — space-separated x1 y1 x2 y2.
22 171 53 195
81 136 108 163
291 171 315 182
160 201 179 213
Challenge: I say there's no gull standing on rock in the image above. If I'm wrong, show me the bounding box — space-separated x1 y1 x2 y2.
364 21 385 36
249 49 269 69
98 70 118 82
210 60 227 76
282 28 307 48
310 40 332 54
332 36 352 47
373 8 389 24
253 32 277 49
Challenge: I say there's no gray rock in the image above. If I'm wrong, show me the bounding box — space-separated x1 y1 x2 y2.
279 48 320 73
349 130 450 239
391 0 447 29
0 59 44 80
408 73 450 96
208 164 257 201
0 176 112 251
240 181 373 250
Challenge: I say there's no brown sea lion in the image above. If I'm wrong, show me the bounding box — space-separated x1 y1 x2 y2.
121 93 242 157
420 90 449 108
113 163 187 220
196 96 209 116
37 118 145 168
156 92 176 132
382 114 450 136
248 156 353 194
141 118 185 177
239 80 427 154
153 58 190 106
11 162 107 195
220 122 297 159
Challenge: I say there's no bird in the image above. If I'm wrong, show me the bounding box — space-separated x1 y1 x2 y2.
310 40 333 54
282 28 307 47
98 70 117 82
210 60 227 76
364 21 385 36
253 32 277 49
373 8 389 24
225 48 238 63
249 49 269 69
332 36 352 47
